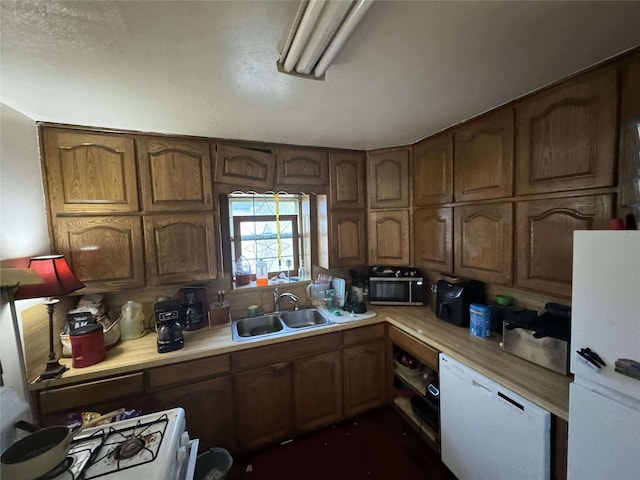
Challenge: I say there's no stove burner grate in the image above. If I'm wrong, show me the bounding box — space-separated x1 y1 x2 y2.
81 413 169 478
114 436 145 460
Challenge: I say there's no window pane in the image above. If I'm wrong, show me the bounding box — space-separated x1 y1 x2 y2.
229 193 305 284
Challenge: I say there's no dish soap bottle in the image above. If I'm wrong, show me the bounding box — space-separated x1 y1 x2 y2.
120 300 145 341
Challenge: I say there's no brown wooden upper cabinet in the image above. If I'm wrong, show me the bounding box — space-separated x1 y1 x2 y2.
516 67 618 195
317 196 367 268
413 207 453 274
143 213 218 285
137 137 213 212
516 194 613 297
329 150 366 209
368 209 410 266
215 143 276 189
619 53 640 212
41 128 139 214
367 147 410 209
454 109 514 201
53 216 145 291
454 202 514 285
413 132 453 206
276 147 328 186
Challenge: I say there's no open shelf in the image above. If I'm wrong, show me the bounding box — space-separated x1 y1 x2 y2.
393 396 440 449
392 344 441 451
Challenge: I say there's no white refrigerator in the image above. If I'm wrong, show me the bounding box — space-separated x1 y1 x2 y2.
567 231 640 480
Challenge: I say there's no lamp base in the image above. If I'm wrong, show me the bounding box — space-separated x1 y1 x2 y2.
38 358 68 381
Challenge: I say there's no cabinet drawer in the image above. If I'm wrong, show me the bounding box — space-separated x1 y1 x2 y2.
389 326 439 371
232 333 341 371
148 355 230 390
342 324 386 346
39 373 144 416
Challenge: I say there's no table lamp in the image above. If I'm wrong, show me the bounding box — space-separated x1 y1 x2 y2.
14 255 84 381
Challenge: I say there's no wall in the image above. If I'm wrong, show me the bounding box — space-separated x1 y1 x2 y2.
0 103 50 401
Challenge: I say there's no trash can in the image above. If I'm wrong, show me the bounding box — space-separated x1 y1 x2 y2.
194 447 233 480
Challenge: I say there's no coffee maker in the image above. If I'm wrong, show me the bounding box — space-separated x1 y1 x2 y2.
154 300 184 353
177 286 207 331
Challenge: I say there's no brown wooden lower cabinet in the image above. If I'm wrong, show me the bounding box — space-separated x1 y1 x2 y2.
294 350 343 432
152 376 234 452
343 340 387 416
35 373 148 426
233 362 295 450
233 350 345 451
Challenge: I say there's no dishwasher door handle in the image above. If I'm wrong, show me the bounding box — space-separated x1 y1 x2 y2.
472 379 492 395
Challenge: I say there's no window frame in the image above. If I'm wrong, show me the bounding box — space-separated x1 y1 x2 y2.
231 214 300 277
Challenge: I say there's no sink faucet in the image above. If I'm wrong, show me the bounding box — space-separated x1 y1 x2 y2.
274 287 299 312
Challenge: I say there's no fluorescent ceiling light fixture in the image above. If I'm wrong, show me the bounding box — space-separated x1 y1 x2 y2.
278 0 374 80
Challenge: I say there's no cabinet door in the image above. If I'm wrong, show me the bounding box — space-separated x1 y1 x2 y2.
454 109 514 201
413 207 453 274
367 147 410 209
368 210 410 266
37 373 146 426
413 133 453 206
276 147 328 186
330 151 366 209
233 363 294 450
516 194 613 297
330 210 367 266
619 53 640 215
294 350 343 432
152 376 234 452
137 137 213 212
454 203 514 285
516 67 617 195
143 213 217 285
42 128 139 214
54 216 145 291
215 143 275 189
343 341 387 417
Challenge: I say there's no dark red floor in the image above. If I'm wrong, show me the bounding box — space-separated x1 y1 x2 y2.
227 406 456 480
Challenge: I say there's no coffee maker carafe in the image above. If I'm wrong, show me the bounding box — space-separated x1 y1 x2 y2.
154 300 184 353
178 286 206 331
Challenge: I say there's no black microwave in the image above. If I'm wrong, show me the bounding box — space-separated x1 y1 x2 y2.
369 276 425 306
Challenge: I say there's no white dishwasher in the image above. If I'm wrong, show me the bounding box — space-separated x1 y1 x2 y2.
439 354 551 480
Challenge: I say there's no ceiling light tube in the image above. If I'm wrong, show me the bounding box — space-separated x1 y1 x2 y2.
295 1 353 75
313 0 374 78
279 0 308 65
283 0 327 73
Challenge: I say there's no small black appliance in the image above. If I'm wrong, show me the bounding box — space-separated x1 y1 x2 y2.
435 276 485 327
155 300 184 353
178 286 207 331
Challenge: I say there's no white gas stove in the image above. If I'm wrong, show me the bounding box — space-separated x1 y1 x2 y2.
44 408 198 480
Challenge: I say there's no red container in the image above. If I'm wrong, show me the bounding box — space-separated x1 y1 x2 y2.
70 324 105 368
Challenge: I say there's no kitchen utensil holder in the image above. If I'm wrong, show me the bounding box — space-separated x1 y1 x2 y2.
209 304 230 328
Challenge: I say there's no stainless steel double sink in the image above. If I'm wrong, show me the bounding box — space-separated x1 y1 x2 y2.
232 308 333 342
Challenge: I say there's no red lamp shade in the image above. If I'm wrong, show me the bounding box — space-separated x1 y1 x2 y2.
14 255 84 299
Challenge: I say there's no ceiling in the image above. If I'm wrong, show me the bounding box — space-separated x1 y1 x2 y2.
2 0 640 151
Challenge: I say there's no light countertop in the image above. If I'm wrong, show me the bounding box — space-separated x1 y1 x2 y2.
29 305 570 420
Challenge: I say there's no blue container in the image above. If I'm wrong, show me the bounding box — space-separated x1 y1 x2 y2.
469 303 491 339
